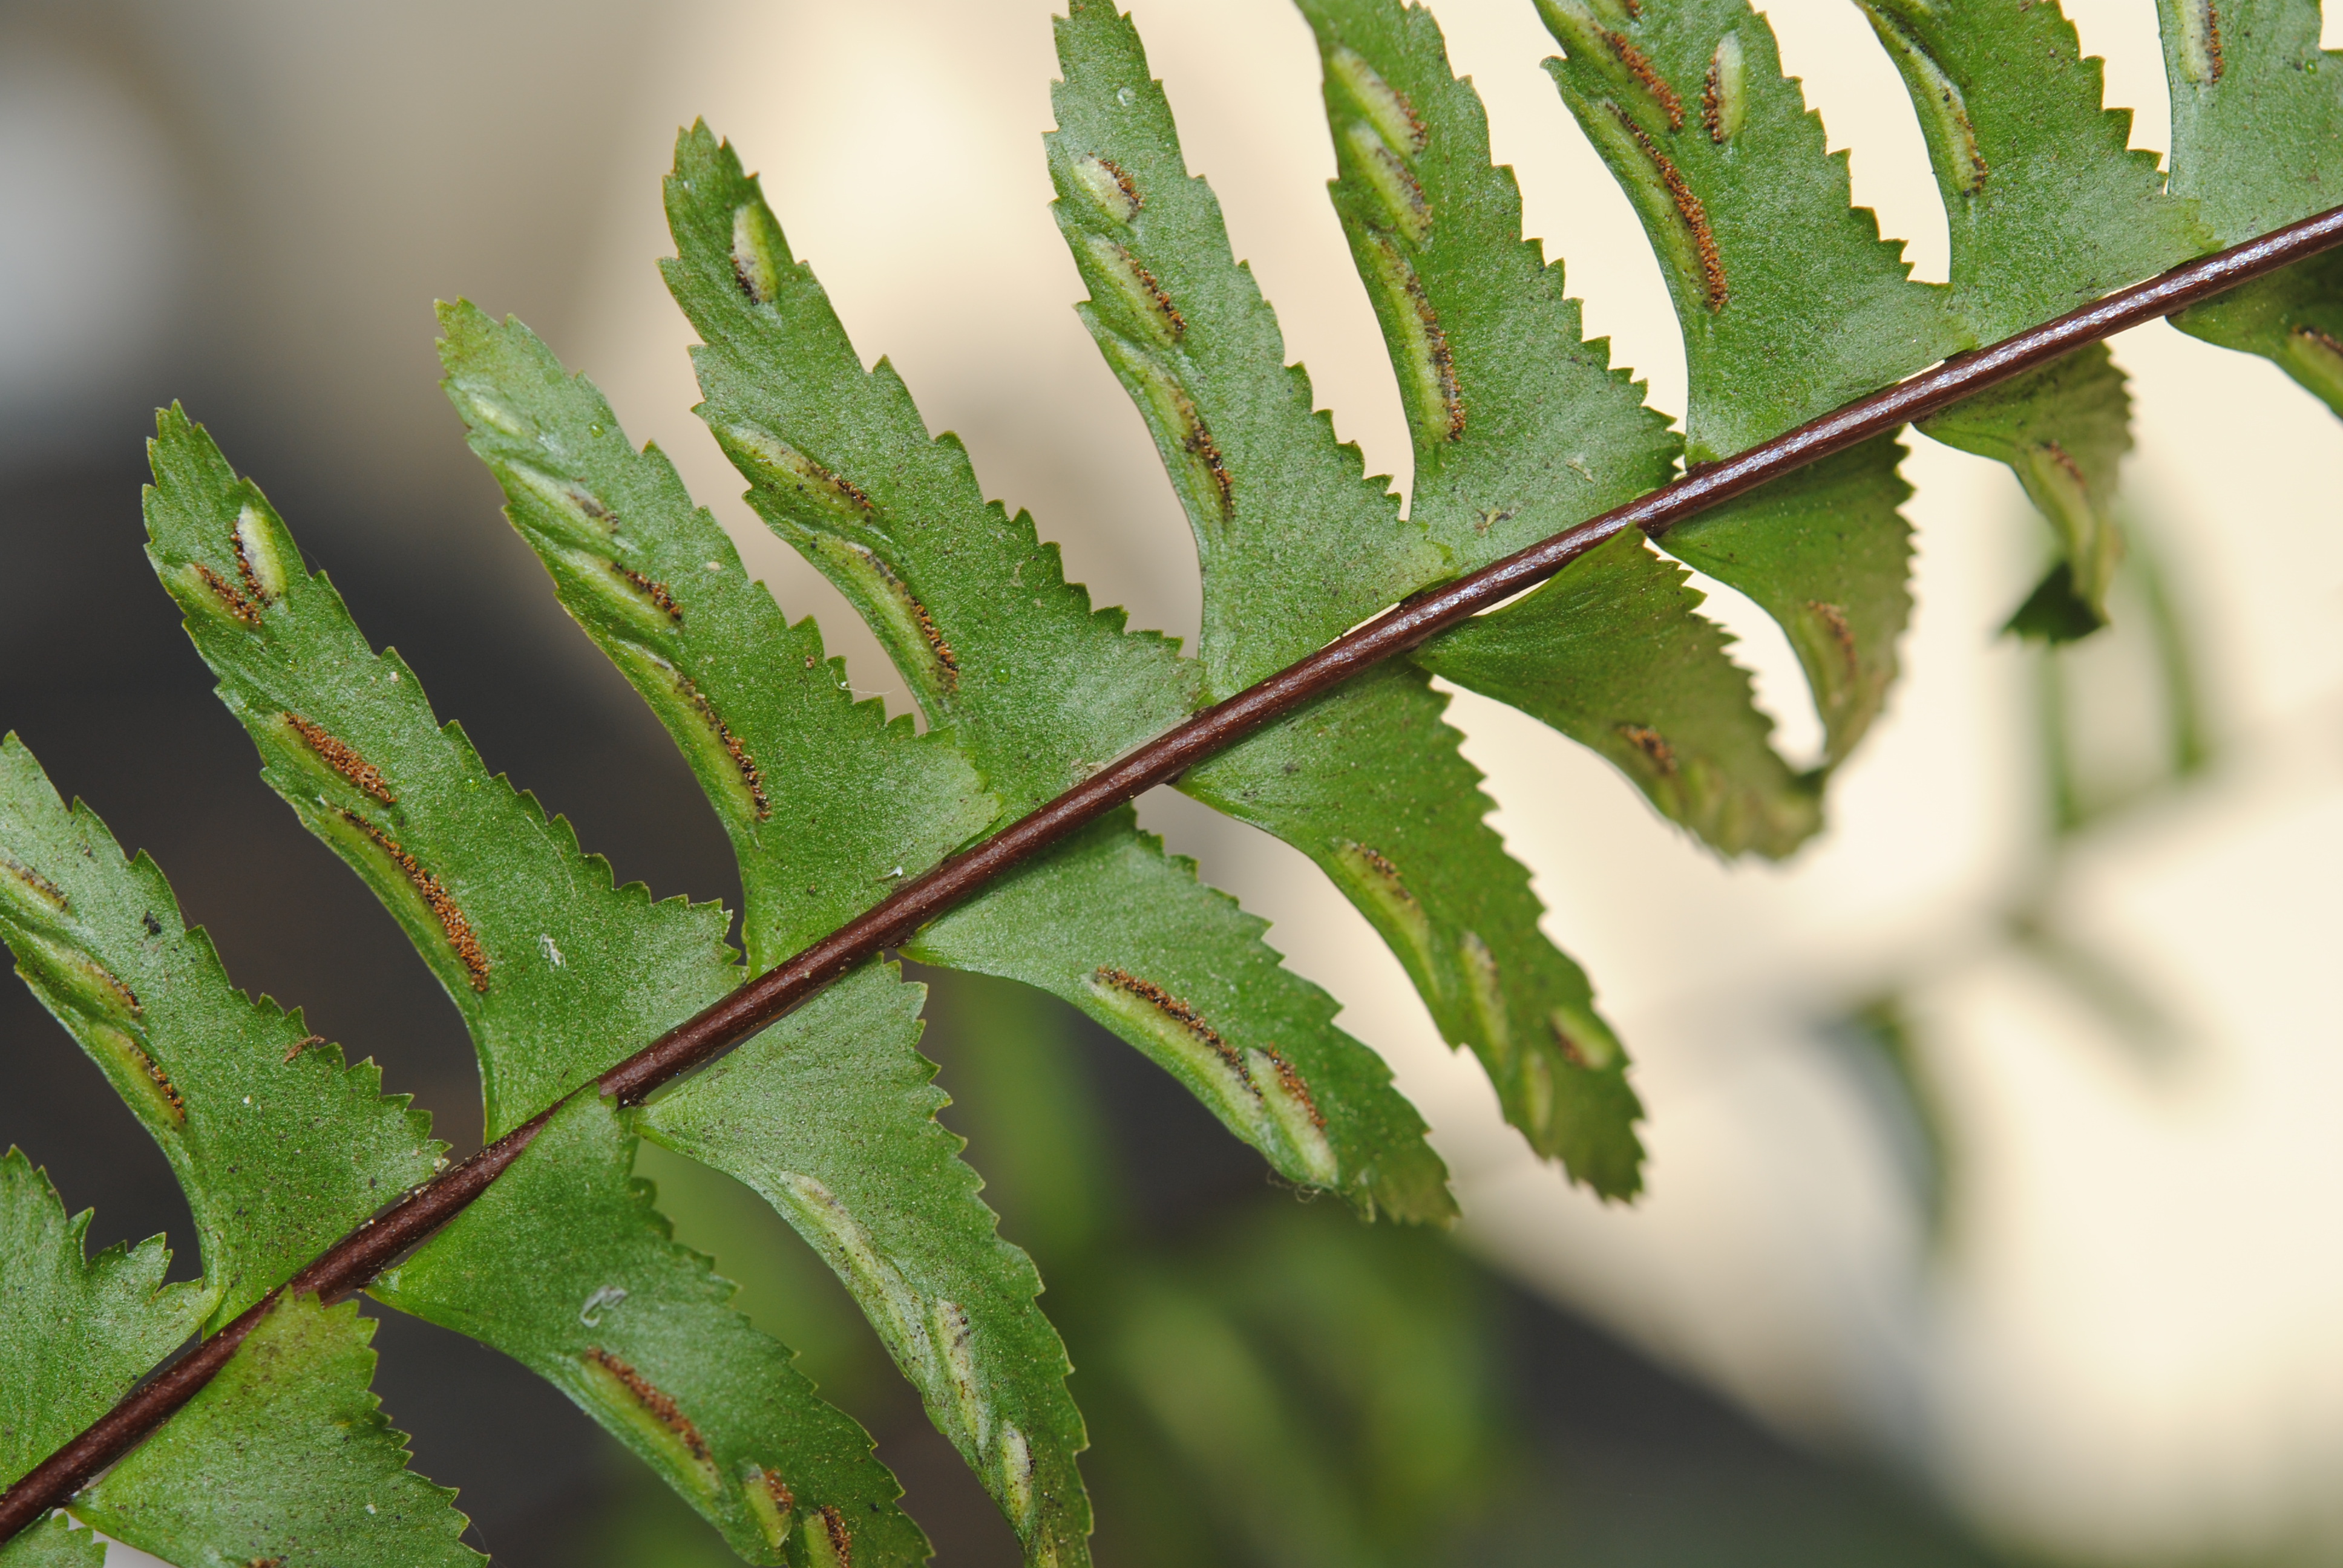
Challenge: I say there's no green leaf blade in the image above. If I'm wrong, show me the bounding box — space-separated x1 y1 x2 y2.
1 1149 202 1490
141 408 741 1138
1413 531 1823 858
1857 0 2211 342
1856 0 2203 615
1538 0 1964 459
906 809 1455 1226
71 1295 480 1568
145 411 938 1554
663 123 1198 814
2158 0 2343 244
1531 0 1938 773
439 292 1426 1552
1045 0 1647 1192
1659 434 1916 764
373 1094 923 1568
0 1515 104 1568
2173 250 2343 417
2154 0 2343 416
661 128 1444 1223
1182 668 1647 1196
638 964 1092 1568
1046 0 1448 694
1918 344 2132 616
0 734 439 1329
435 302 997 969
1296 0 1681 570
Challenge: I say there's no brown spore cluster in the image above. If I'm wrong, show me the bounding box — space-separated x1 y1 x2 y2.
1614 106 1727 310
818 1504 854 1565
230 528 275 608
860 548 962 688
1616 723 1680 777
340 812 491 991
131 1040 184 1121
615 566 684 624
585 1347 712 1463
192 562 262 627
1096 965 1251 1079
1607 34 1685 131
1805 599 1859 671
1096 155 1143 211
1 855 66 910
286 714 396 804
1394 256 1466 440
672 673 772 819
1260 1046 1328 1128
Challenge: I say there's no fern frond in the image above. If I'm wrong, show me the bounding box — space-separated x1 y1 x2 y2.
1043 0 1654 1192
1863 0 2209 617
143 413 917 1561
1047 0 1448 695
2161 0 2343 240
13 1 2343 1552
442 317 1093 1566
373 1096 923 1568
1539 0 1962 455
0 742 468 1566
638 964 1092 1567
1417 531 1820 855
1289 0 1827 831
662 123 1196 813
1916 341 2134 627
0 1150 199 1489
911 806 1454 1218
1861 0 2212 340
1180 669 1647 1192
0 734 440 1330
436 302 997 969
1533 0 1935 758
2161 0 2343 414
1657 435 1915 763
654 123 1455 1217
142 407 742 1138
444 310 1099 1560
67 1296 479 1567
441 299 1453 1552
1297 0 1680 567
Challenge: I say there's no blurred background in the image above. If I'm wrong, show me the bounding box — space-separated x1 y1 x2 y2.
3 0 2340 1562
